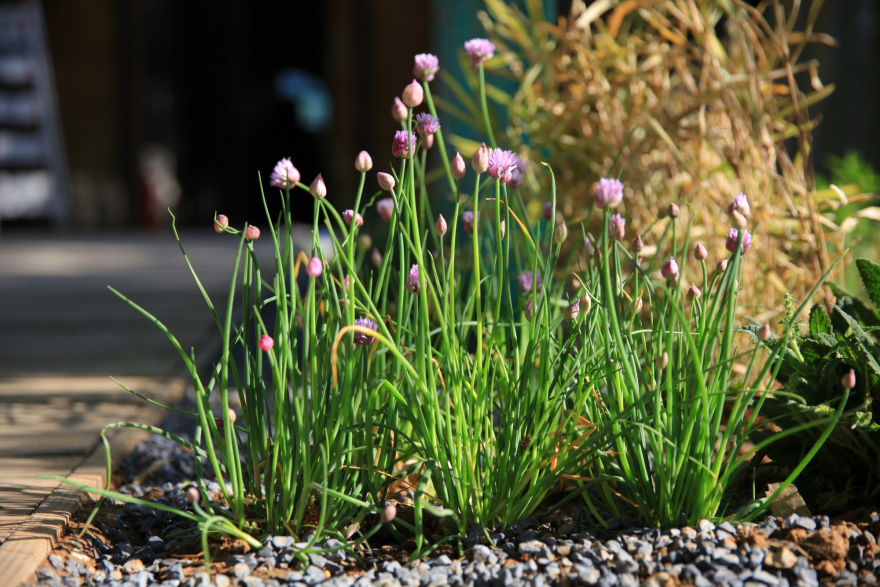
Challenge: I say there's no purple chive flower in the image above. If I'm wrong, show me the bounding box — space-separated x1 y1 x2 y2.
464 38 495 67
376 198 394 222
661 257 680 281
407 264 420 294
609 214 625 240
463 210 479 234
270 158 300 189
508 155 527 190
415 112 440 136
728 192 751 219
392 131 416 159
517 270 542 293
594 178 623 209
726 228 752 254
413 53 439 82
353 317 378 346
486 148 518 182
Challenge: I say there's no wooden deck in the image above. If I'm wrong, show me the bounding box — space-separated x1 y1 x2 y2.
0 230 284 586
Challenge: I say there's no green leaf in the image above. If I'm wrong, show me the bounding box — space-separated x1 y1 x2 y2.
826 281 854 299
856 258 880 310
809 304 832 337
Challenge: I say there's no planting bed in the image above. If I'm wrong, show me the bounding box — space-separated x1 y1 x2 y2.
21 408 880 587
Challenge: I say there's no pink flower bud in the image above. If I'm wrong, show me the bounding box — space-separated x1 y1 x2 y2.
306 257 323 277
471 143 489 174
687 285 701 300
582 236 595 257
391 97 407 122
594 178 624 209
380 503 397 523
565 299 580 321
661 257 679 281
343 210 364 228
841 369 856 390
668 203 680 218
371 247 383 267
631 235 644 254
449 152 466 180
185 486 200 504
421 133 434 150
435 214 447 238
258 335 274 351
758 324 771 341
376 198 394 222
402 79 424 108
524 297 534 320
377 173 396 192
214 214 229 233
729 192 751 219
717 259 728 273
355 151 372 172
631 297 643 316
726 228 752 254
407 264 420 295
609 214 625 240
463 210 479 234
518 270 542 293
694 243 707 261
655 352 669 370
309 174 327 199
543 202 553 221
245 226 260 240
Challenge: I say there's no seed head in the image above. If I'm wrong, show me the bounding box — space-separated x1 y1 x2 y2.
471 143 489 174
213 214 229 233
306 256 323 277
245 226 260 241
609 214 626 240
464 38 495 67
413 53 439 82
694 242 708 261
594 178 624 209
258 334 274 351
687 285 702 300
309 174 327 199
377 173 395 192
343 210 364 228
435 214 448 238
401 79 424 108
355 151 373 173
841 369 856 390
391 97 407 122
451 152 466 180
407 265 420 295
661 257 679 281
353 317 377 346
554 222 568 245
270 157 300 189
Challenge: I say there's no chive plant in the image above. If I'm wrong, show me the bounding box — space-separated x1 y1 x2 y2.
46 41 851 559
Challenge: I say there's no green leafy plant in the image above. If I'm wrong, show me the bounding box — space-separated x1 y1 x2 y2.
746 259 880 511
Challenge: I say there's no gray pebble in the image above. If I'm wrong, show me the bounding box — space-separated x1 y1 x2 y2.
233 562 251 579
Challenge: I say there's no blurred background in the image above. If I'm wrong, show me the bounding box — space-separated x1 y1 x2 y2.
0 0 875 232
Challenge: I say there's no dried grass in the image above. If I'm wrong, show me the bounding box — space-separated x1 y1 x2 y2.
466 0 855 323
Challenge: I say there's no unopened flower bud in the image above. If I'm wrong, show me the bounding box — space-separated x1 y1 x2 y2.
380 503 397 523
343 209 364 228
732 210 747 229
435 214 447 238
391 97 407 122
610 214 625 240
687 285 702 300
694 243 707 261
668 203 680 218
213 214 229 233
185 486 200 504
554 222 568 245
421 134 434 150
471 143 489 174
451 153 466 180
499 220 505 239
371 247 382 267
377 172 396 191
630 297 643 316
357 234 372 251
310 174 327 199
758 324 771 341
726 228 752 254
402 79 424 108
226 408 237 423
565 299 580 321
661 257 679 281
841 369 856 390
582 236 595 257
306 256 323 277
407 264 420 295
376 197 394 221
581 291 592 314
717 259 728 273
524 297 534 320
729 192 751 219
631 235 644 254
258 334 274 351
463 211 479 234
655 352 669 370
245 225 260 241
355 151 373 172
543 202 553 221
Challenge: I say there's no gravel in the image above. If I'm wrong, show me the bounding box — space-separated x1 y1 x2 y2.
22 396 880 587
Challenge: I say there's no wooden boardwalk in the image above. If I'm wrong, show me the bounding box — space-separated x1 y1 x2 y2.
0 230 284 585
